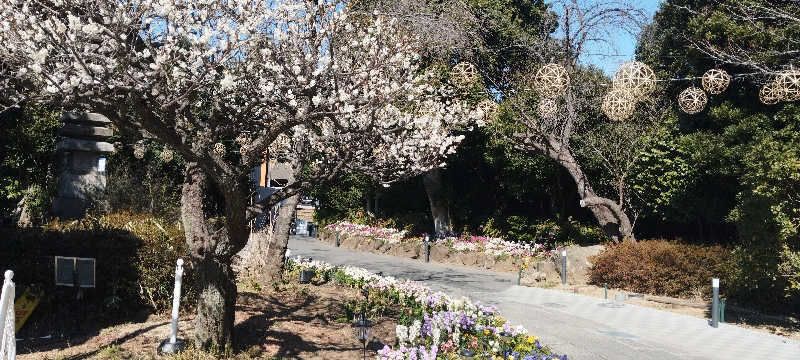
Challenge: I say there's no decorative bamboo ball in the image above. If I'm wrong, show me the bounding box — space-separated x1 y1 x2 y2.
133 143 146 159
538 98 558 118
477 99 499 121
534 63 570 98
612 61 656 100
213 142 226 157
160 147 174 162
678 87 708 114
451 62 479 89
775 70 800 102
701 69 731 95
601 88 636 121
759 81 783 105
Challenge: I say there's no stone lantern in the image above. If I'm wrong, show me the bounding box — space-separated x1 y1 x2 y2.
51 112 115 219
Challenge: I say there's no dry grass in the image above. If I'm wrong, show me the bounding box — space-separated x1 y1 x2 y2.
18 282 397 360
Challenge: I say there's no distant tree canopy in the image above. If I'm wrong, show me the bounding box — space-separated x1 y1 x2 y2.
317 0 799 250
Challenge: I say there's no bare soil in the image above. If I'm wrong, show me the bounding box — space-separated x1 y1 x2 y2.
540 282 800 340
17 282 397 359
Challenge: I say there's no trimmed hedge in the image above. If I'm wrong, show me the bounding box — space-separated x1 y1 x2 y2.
2 212 196 315
588 239 729 299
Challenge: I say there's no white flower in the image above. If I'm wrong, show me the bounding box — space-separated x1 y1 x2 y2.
408 320 422 345
312 94 323 106
31 48 48 64
81 23 101 35
395 325 408 346
220 73 235 90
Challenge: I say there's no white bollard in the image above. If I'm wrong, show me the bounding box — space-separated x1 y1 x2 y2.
158 260 185 354
170 259 184 343
0 270 16 360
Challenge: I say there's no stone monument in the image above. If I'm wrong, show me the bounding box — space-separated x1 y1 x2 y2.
51 112 115 219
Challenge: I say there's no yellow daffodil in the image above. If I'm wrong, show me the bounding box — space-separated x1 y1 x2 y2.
484 329 490 335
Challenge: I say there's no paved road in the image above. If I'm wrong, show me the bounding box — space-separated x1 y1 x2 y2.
288 235 800 360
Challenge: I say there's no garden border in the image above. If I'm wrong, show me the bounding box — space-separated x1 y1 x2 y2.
319 229 529 274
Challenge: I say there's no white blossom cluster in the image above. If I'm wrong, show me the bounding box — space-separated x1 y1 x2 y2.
395 320 422 347
0 0 480 176
340 265 381 282
291 256 334 272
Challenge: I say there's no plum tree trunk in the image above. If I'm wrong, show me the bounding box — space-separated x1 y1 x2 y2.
192 256 237 350
515 135 635 242
181 162 249 350
259 194 300 285
422 168 452 236
545 144 634 241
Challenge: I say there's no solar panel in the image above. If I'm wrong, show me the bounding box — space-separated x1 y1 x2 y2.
54 256 96 288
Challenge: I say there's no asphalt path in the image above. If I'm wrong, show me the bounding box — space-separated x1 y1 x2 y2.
288 235 799 360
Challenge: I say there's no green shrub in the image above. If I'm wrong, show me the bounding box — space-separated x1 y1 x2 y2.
721 245 800 315
482 216 608 246
4 212 196 315
104 146 185 224
588 239 729 299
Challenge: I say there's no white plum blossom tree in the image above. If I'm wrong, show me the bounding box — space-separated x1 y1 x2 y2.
249 98 479 284
0 0 479 348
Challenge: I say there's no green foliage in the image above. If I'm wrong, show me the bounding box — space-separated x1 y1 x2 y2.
311 173 376 225
729 106 800 246
465 0 552 89
589 240 730 299
105 140 185 224
628 128 691 220
482 216 607 246
4 212 196 314
0 104 60 217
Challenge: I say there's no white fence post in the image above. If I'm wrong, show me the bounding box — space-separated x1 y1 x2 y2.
170 259 184 343
0 270 16 360
158 260 185 354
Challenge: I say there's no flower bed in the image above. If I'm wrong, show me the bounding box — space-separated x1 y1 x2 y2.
430 234 555 259
287 257 567 360
326 222 407 244
321 222 559 273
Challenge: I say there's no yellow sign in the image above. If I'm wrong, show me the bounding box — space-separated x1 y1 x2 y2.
14 287 43 332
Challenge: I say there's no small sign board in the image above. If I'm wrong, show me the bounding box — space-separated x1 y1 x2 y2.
54 256 96 288
15 287 43 331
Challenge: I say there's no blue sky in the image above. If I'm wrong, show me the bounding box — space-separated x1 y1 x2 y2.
565 1 663 75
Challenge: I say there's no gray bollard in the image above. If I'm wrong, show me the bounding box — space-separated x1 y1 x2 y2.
424 235 430 263
335 231 340 247
517 268 522 285
720 299 726 323
159 259 186 354
604 283 608 300
711 278 719 328
614 293 626 306
561 250 567 285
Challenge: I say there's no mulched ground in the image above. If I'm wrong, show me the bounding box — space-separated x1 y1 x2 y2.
17 282 397 359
